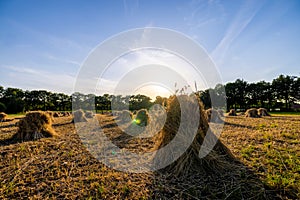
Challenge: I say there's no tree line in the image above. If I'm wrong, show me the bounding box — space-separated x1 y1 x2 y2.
0 87 157 114
0 74 299 114
199 74 299 111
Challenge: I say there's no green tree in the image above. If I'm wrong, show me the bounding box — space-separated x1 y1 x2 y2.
211 84 226 109
198 89 211 109
246 83 259 108
272 75 295 110
0 102 6 112
235 79 248 110
2 88 25 113
291 77 300 102
129 94 152 110
225 82 237 111
0 86 6 112
0 86 4 98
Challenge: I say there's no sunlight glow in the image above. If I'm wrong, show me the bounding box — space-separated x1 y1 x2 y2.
133 84 172 100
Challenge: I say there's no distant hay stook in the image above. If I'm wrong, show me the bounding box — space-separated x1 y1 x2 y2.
258 108 271 117
205 108 223 123
53 112 61 118
0 112 7 122
73 109 88 122
228 109 237 116
217 109 224 117
115 110 133 124
13 111 56 141
85 111 95 118
154 95 235 177
46 111 55 121
134 109 149 126
245 108 260 118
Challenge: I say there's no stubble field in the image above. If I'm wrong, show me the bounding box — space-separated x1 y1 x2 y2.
0 113 299 199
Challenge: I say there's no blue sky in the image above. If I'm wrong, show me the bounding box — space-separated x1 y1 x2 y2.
0 0 300 96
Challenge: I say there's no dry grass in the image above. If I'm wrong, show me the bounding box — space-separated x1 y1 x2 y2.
0 110 299 199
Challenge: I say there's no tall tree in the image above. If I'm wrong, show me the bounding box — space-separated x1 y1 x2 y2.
291 77 300 102
246 83 259 108
235 79 248 110
272 75 294 110
225 82 237 111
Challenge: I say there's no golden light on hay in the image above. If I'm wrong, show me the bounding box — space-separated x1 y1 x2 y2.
153 95 235 177
13 111 57 141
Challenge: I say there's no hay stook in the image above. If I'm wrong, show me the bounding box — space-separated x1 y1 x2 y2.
85 110 95 118
133 109 149 126
205 108 223 123
13 111 56 141
0 112 8 122
115 110 133 124
72 109 88 122
245 108 260 118
153 95 235 177
228 109 237 116
53 112 61 118
258 108 271 117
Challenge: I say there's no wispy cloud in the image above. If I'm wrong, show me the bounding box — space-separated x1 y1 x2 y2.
3 65 119 95
123 0 140 16
6 19 91 53
44 53 81 66
183 0 225 31
3 65 75 94
211 1 264 65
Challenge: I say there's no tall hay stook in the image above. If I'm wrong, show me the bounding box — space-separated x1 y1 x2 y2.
14 111 56 141
154 95 235 177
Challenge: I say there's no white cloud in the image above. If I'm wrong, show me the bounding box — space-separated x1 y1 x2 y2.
211 1 263 65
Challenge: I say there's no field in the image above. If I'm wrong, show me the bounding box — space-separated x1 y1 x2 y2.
0 113 299 199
